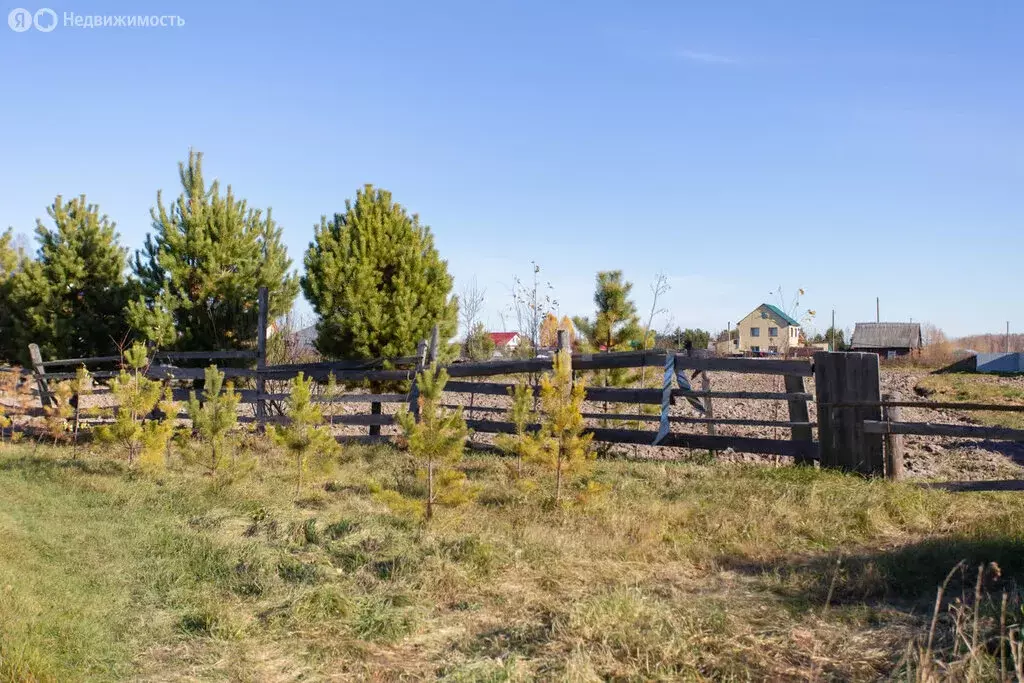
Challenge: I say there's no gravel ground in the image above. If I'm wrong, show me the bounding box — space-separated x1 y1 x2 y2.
5 369 1023 482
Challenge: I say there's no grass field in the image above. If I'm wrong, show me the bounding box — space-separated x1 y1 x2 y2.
2 441 1024 681
916 374 1024 430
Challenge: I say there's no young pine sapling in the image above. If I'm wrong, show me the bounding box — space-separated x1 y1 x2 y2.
495 381 538 480
396 366 470 521
270 372 340 495
187 365 240 472
532 348 594 504
97 343 175 469
40 380 75 447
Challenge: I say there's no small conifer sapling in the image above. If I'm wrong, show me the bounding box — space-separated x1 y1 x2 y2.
270 372 340 495
395 366 470 520
187 365 240 472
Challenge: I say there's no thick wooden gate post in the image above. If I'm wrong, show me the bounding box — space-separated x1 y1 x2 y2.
813 352 884 475
28 343 52 408
255 287 268 432
785 374 813 464
882 392 905 481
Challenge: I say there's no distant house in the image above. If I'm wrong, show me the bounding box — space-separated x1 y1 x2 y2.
488 332 522 355
850 323 922 358
735 304 803 355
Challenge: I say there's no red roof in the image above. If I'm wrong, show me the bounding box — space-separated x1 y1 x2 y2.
488 332 519 345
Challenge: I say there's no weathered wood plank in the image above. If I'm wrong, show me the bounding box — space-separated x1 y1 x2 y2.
145 366 256 381
28 343 52 407
447 358 551 377
40 355 121 367
881 393 905 481
258 393 407 403
331 414 395 427
464 419 818 458
154 350 258 361
261 357 418 375
260 368 413 382
444 381 809 404
830 400 1024 413
814 352 884 475
863 420 1024 442
672 354 813 377
785 374 813 464
445 351 813 378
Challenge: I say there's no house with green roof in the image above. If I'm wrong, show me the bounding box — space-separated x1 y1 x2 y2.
734 303 803 355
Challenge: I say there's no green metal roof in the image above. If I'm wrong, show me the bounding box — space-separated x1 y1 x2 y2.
761 304 801 327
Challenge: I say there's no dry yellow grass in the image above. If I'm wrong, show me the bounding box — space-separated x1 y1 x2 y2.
2 440 1024 681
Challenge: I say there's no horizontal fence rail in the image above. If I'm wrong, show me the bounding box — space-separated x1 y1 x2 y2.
21 329 825 460
447 352 813 377
864 420 1024 442
827 400 1024 413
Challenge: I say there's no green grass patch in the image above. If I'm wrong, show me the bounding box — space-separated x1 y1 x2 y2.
917 374 1024 429
2 443 1024 679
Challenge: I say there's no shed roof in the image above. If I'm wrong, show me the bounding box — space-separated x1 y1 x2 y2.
851 323 922 349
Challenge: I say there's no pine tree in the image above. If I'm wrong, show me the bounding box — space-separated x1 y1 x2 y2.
0 228 22 281
270 372 340 495
1 197 134 363
187 365 240 472
572 271 642 421
495 381 538 479
530 349 593 503
0 229 25 362
302 185 457 361
395 366 470 520
96 343 174 469
573 271 642 357
129 150 299 350
464 322 496 360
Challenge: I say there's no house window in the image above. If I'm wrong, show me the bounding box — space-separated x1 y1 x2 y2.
751 346 760 353
769 327 778 337
750 327 760 337
768 346 778 354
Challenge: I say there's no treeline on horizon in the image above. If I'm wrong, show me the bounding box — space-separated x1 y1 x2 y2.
3 149 1010 370
0 149 712 370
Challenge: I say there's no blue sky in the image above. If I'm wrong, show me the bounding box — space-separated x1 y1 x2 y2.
1 1 1021 338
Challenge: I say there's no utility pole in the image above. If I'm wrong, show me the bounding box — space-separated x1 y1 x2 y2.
876 297 880 323
831 308 836 352
1008 321 1012 353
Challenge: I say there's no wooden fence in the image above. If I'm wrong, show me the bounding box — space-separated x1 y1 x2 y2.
11 287 1023 477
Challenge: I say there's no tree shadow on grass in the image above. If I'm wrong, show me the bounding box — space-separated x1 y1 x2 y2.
720 536 1024 612
0 454 125 477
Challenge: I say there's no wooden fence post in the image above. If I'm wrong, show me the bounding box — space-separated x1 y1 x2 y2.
785 374 813 464
255 286 268 432
813 352 884 475
408 339 428 422
28 343 52 407
882 392 905 481
427 324 439 366
701 372 716 457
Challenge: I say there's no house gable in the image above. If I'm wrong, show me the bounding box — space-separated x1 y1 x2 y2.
736 304 801 354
